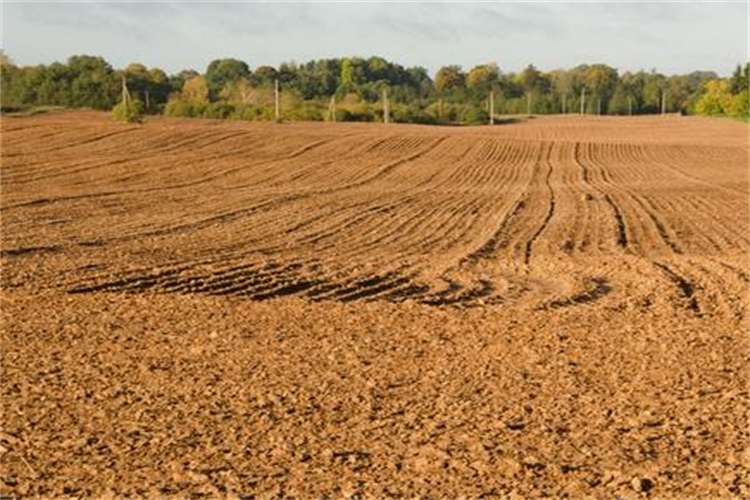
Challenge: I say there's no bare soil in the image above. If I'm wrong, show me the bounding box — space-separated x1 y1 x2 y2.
1 111 748 499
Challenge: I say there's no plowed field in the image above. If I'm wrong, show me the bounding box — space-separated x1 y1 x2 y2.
1 111 748 499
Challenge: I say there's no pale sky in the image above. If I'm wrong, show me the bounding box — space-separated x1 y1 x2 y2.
1 1 748 77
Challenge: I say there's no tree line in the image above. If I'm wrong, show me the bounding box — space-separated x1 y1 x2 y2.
1 52 747 123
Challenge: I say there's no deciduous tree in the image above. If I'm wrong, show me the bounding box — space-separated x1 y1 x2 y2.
205 58 250 100
435 65 466 93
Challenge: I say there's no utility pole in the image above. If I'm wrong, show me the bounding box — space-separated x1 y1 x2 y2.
661 90 666 115
382 87 390 124
580 87 586 115
121 75 131 106
274 78 280 122
526 92 532 115
327 95 336 122
489 90 495 125
628 96 633 116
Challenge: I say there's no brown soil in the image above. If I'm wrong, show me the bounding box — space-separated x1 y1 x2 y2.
1 111 748 499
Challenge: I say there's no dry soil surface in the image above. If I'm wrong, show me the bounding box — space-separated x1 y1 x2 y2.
1 111 749 499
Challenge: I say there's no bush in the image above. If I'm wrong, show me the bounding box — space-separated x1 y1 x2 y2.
457 105 489 124
112 99 144 123
338 108 375 122
337 93 376 122
424 101 454 124
202 102 235 119
164 99 206 118
0 104 28 113
391 104 437 124
284 101 326 121
726 89 749 119
695 80 732 116
229 103 264 121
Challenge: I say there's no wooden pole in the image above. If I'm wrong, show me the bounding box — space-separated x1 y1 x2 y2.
145 90 150 111
628 96 632 116
121 75 131 106
274 79 280 122
562 94 566 115
661 90 666 115
526 92 531 115
489 90 495 125
597 98 601 116
580 87 586 115
328 95 336 122
382 87 389 124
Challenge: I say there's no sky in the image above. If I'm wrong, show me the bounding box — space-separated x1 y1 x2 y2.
1 1 748 77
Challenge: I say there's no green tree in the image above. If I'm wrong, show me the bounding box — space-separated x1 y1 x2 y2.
120 64 171 111
620 71 644 112
695 79 731 116
550 69 576 113
466 63 499 97
729 63 749 94
366 56 390 81
254 66 278 87
435 65 466 94
641 70 666 113
205 58 250 100
519 64 543 93
585 64 618 114
0 54 20 107
121 63 151 106
726 89 749 118
66 55 118 109
517 64 551 113
181 76 209 102
169 69 200 94
148 68 171 109
406 66 432 98
340 58 367 93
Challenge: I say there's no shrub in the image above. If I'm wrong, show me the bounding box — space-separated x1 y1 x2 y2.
285 101 326 121
337 94 376 122
164 99 206 118
338 108 375 122
695 80 732 116
391 104 437 124
457 105 489 124
229 103 264 121
726 89 749 119
112 99 144 123
202 102 234 119
0 104 28 113
424 101 454 124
